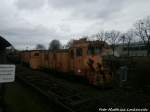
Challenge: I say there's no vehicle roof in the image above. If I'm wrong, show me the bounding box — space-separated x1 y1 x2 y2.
0 35 11 49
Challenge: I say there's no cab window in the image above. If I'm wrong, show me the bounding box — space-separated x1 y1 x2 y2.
76 48 83 57
88 47 94 55
70 50 74 59
34 53 39 56
95 47 101 54
88 47 102 55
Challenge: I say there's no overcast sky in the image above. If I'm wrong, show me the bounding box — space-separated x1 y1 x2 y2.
0 0 150 50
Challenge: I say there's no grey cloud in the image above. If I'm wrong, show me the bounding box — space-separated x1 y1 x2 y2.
0 0 150 50
0 0 66 49
0 20 63 49
15 0 46 10
59 24 71 32
48 0 92 8
48 0 126 20
1 26 55 37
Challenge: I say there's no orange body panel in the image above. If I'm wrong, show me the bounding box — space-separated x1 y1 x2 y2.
29 51 42 69
48 52 56 70
55 52 69 72
41 51 49 69
69 38 113 86
20 38 113 87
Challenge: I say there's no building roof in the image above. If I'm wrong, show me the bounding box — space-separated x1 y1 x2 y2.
0 35 11 49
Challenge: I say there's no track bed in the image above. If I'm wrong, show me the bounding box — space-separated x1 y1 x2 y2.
16 64 150 112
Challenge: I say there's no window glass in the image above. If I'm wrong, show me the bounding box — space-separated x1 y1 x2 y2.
34 53 39 56
123 47 127 51
88 47 94 55
141 45 146 50
88 47 101 55
95 47 101 54
76 48 83 57
70 50 74 58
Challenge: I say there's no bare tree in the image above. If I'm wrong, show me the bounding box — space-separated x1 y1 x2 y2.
48 39 62 51
134 16 150 56
106 30 121 56
36 44 46 50
118 33 126 47
95 31 109 46
66 39 74 49
125 29 134 56
96 31 107 41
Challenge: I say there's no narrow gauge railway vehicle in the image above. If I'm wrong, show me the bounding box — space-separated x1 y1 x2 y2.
20 38 113 87
69 38 113 86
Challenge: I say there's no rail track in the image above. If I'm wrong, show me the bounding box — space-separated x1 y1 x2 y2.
16 65 98 112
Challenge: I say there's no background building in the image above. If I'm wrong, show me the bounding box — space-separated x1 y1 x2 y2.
115 41 148 57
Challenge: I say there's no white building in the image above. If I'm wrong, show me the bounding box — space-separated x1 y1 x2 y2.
115 42 148 57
